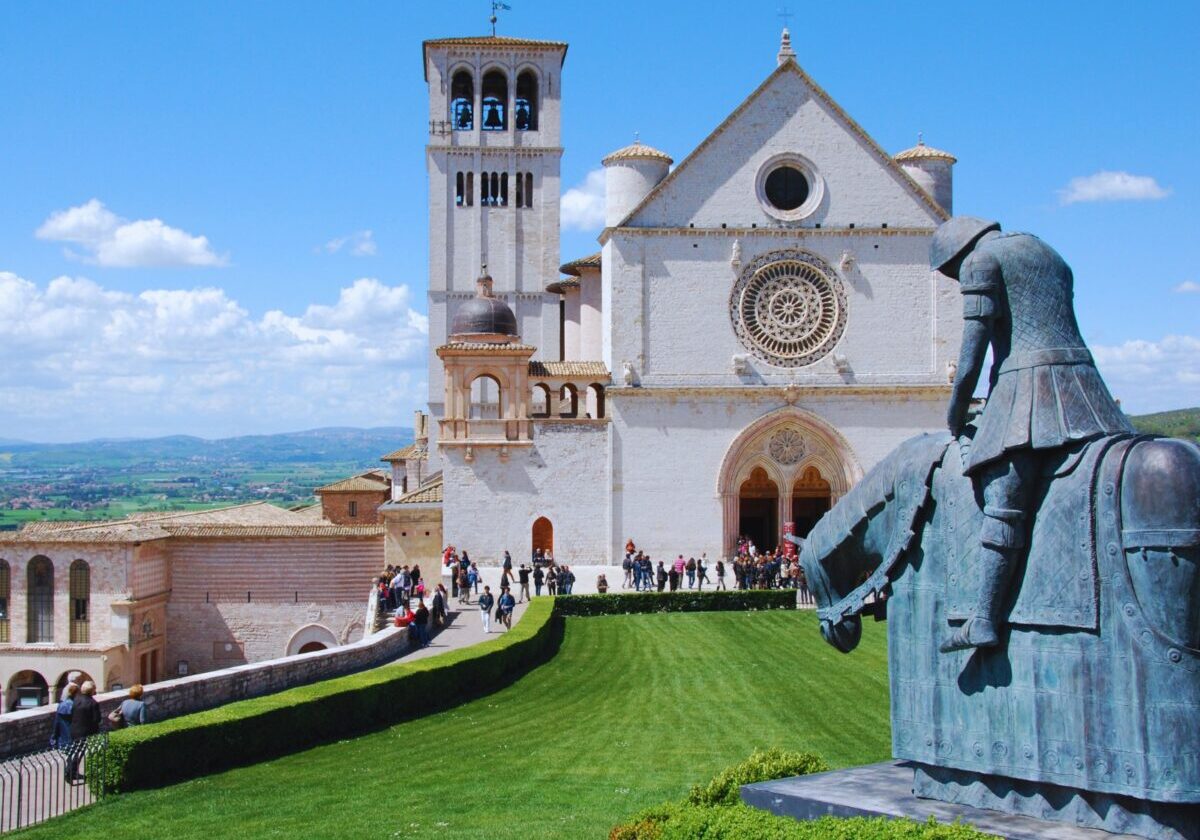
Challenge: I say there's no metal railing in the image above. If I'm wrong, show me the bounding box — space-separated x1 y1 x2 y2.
0 734 109 832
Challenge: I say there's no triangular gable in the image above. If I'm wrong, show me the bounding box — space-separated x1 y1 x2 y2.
606 58 947 234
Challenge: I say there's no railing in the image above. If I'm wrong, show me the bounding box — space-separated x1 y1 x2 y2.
0 734 109 832
438 418 532 444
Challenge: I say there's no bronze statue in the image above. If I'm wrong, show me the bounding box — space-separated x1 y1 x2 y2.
933 217 1132 651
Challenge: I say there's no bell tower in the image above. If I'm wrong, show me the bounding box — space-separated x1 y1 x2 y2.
422 35 567 454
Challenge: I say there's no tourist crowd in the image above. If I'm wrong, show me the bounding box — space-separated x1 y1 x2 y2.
619 536 813 604
49 677 145 783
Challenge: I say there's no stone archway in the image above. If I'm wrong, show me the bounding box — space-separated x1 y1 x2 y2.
717 407 861 559
286 624 339 657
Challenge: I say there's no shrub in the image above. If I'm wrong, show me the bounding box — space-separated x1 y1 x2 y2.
96 598 563 794
611 750 998 840
613 805 998 840
556 589 795 616
687 747 828 806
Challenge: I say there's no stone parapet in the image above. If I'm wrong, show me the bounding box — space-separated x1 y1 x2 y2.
0 622 409 758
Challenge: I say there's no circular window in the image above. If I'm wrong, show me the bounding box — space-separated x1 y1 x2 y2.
730 250 847 368
764 166 809 211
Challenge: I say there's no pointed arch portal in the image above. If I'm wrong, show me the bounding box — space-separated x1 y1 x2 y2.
717 407 861 558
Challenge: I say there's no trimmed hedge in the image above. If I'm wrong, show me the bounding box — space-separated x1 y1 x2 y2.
611 750 998 840
96 598 562 793
611 806 999 840
556 589 796 616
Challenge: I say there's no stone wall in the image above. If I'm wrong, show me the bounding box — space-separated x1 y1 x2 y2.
320 490 389 525
381 505 444 568
442 420 610 565
0 620 409 759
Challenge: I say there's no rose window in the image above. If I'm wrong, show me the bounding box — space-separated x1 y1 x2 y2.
730 250 846 367
768 428 806 465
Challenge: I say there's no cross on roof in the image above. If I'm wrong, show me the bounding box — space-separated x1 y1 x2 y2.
777 5 794 28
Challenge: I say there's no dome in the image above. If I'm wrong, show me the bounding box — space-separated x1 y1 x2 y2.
895 136 957 164
602 140 673 167
449 271 519 341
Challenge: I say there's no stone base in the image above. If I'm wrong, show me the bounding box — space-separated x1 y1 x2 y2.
741 762 1198 840
913 763 1199 840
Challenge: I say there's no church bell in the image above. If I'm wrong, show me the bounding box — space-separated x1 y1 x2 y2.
484 105 503 129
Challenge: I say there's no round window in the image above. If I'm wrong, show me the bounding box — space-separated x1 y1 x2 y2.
764 165 810 211
729 250 847 368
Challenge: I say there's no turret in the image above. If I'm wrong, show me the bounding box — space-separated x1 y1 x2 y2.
602 139 672 227
895 135 956 215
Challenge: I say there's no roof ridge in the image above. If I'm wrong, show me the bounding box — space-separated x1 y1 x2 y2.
604 58 947 237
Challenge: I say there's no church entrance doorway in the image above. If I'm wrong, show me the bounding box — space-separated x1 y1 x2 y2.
739 467 779 553
790 465 832 538
532 516 553 557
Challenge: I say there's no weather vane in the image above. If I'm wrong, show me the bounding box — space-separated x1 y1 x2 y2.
490 1 511 36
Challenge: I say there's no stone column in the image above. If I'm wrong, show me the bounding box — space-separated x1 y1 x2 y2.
721 494 738 559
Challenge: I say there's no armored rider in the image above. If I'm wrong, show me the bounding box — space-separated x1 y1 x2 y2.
932 217 1132 652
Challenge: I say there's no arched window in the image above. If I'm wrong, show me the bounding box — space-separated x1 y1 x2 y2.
490 172 500 206
470 374 503 420
558 383 579 418
515 70 538 131
69 559 89 643
481 70 507 131
516 171 524 208
466 171 474 206
524 172 534 208
27 556 53 643
531 383 551 418
500 172 509 207
481 171 492 206
456 172 465 207
451 70 474 130
587 383 606 419
0 560 9 644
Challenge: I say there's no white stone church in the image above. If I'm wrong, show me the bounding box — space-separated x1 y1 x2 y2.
388 29 962 566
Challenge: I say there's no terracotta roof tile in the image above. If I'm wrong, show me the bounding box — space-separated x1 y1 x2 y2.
559 252 602 276
437 341 537 353
315 471 392 493
528 361 611 379
392 474 443 505
380 443 427 462
164 524 384 538
895 138 957 164
602 141 673 166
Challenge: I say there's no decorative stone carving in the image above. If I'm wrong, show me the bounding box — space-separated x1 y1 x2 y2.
768 428 806 465
730 250 847 368
621 360 635 386
730 238 742 275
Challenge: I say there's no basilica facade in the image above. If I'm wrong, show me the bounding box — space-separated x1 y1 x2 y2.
396 29 962 566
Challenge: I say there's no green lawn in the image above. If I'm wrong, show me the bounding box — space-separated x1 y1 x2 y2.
20 610 891 839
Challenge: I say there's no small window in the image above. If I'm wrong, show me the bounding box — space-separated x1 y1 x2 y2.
348 500 358 518
451 70 474 130
27 556 53 643
524 172 533 208
481 171 491 206
456 172 465 207
0 559 9 643
466 172 474 206
500 172 509 207
516 171 524 207
69 559 89 644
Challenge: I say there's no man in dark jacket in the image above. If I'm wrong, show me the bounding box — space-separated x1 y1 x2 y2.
67 680 101 782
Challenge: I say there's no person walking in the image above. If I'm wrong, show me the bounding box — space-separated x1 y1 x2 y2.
686 556 696 589
533 564 545 597
715 559 727 590
656 560 668 592
413 599 431 647
546 566 557 596
697 554 709 590
622 553 633 589
66 681 101 783
497 586 516 630
467 563 480 598
432 583 448 628
478 586 495 634
517 564 531 602
457 565 471 605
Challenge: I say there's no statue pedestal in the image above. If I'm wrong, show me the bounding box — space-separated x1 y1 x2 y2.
741 762 1193 840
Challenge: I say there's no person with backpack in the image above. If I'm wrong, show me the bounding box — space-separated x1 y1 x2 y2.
478 585 495 633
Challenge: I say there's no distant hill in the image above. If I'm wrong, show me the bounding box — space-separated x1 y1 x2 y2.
1128 408 1200 443
1 426 412 467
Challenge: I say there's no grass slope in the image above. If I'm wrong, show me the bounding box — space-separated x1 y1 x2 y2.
19 611 890 839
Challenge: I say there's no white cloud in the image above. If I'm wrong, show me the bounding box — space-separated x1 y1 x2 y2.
1058 171 1171 205
1093 334 1200 413
1173 280 1200 294
35 199 227 267
560 169 606 231
0 271 428 440
322 229 377 257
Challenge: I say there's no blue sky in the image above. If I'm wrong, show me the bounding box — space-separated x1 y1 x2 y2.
1 1 1196 441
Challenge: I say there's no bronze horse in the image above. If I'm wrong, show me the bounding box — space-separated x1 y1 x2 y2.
797 429 1200 837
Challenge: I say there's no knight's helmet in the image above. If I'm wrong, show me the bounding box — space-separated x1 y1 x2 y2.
930 216 1001 274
